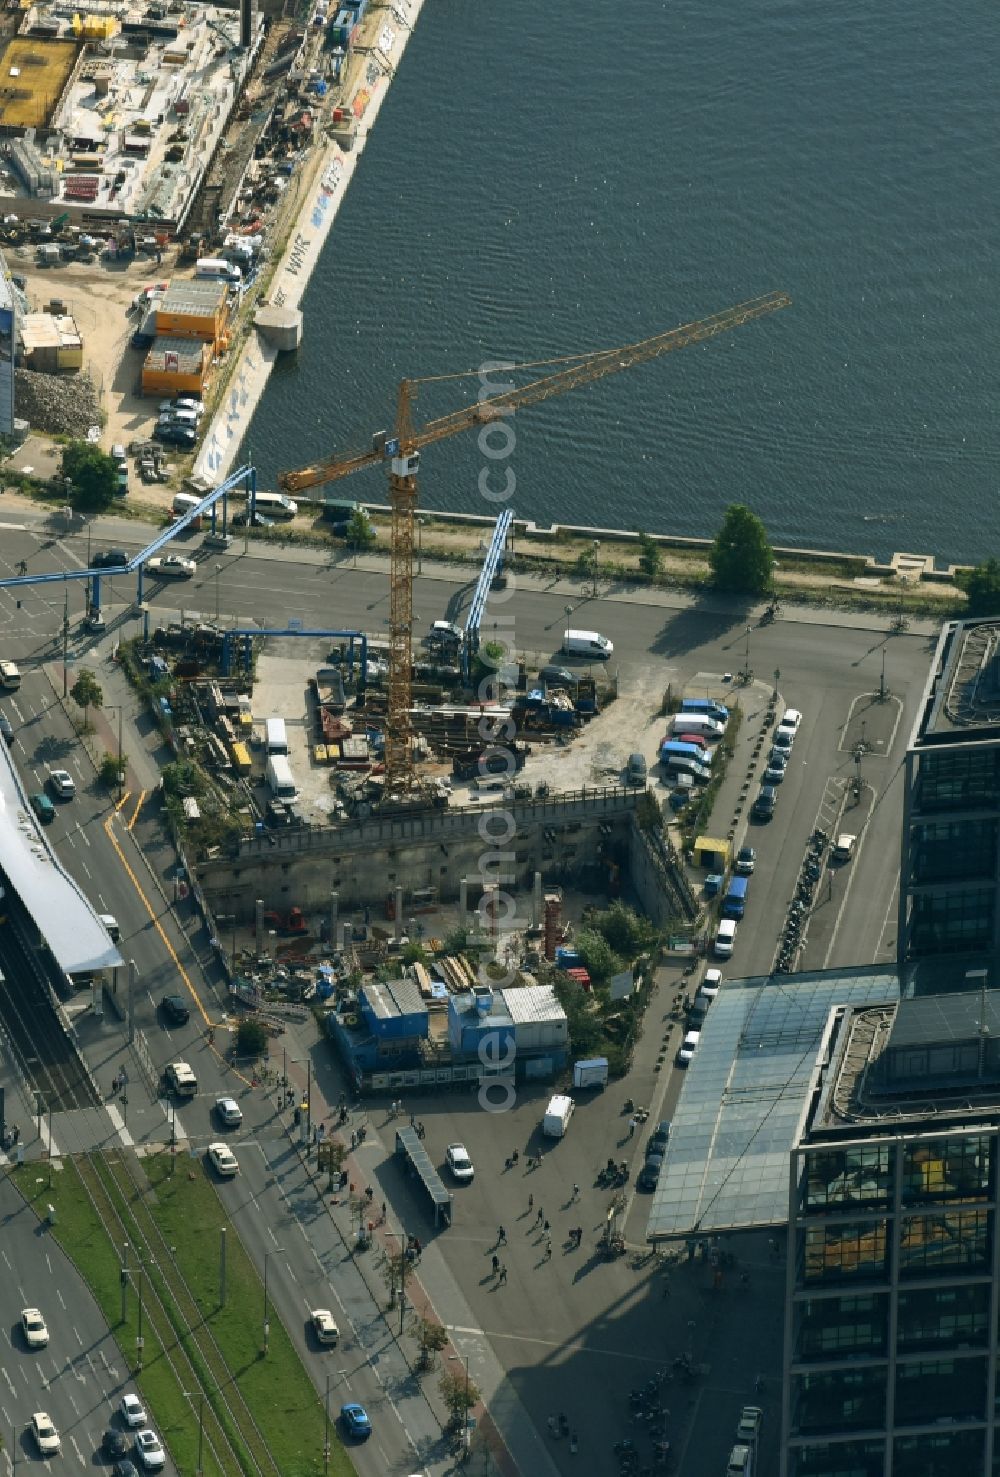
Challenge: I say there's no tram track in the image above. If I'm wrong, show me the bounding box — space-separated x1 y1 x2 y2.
77 1147 282 1477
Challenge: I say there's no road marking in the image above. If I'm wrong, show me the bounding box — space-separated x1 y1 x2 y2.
80 861 92 879
105 1103 134 1148
101 799 210 1025
75 823 90 848
127 791 146 830
158 1102 187 1141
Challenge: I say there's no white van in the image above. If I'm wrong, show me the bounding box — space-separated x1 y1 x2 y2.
266 754 297 801
172 492 204 529
561 629 613 660
195 256 242 284
264 717 288 755
0 659 20 690
249 491 298 520
715 918 737 958
98 913 121 943
543 1094 575 1137
671 713 726 741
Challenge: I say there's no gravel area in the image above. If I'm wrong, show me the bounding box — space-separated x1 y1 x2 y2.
13 366 102 438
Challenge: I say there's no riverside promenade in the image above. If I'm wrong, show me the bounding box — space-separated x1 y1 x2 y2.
194 0 427 486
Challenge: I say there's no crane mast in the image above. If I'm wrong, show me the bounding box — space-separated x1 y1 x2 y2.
279 291 792 794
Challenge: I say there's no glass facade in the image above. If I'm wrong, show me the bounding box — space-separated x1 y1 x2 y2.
913 748 1000 815
909 819 998 885
787 1129 1000 1476
909 889 994 955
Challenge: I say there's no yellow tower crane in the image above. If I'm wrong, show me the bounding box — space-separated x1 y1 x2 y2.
279 290 791 793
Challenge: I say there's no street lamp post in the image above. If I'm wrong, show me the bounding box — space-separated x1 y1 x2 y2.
417 517 424 576
262 1247 285 1354
136 1261 145 1371
62 584 69 697
324 1373 331 1477
448 1353 471 1450
107 704 125 800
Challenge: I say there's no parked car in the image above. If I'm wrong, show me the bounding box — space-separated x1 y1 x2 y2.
233 509 273 528
734 846 756 875
0 713 12 743
647 1120 671 1155
539 664 577 690
752 785 777 821
764 757 787 783
154 422 196 448
626 752 648 786
832 833 857 862
147 554 196 579
92 548 129 569
637 1152 663 1191
700 968 723 1002
767 746 789 770
675 1030 701 1068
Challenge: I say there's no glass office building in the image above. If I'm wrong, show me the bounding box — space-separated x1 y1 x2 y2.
900 620 1000 991
784 995 1000 1477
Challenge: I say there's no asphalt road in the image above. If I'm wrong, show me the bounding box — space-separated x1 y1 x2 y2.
0 1171 168 1476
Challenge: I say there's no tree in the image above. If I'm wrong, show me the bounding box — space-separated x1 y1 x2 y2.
416 1317 449 1371
70 668 103 727
401 942 427 965
99 751 126 788
574 928 625 984
636 532 662 580
957 558 1000 617
709 503 773 594
345 508 376 551
594 901 659 959
235 1018 268 1057
438 1368 481 1430
61 441 119 511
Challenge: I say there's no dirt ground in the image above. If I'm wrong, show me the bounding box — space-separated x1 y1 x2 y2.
10 241 188 462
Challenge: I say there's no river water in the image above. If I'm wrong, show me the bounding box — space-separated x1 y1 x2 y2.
241 0 1000 564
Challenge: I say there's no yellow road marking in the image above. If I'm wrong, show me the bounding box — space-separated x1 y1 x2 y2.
127 790 146 831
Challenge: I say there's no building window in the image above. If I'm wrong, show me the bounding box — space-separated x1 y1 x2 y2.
796 1293 889 1361
902 1136 993 1203
910 818 998 884
915 748 1000 815
910 888 994 955
804 1145 893 1212
897 1284 990 1354
899 1207 991 1275
894 1429 984 1477
791 1368 887 1436
803 1221 888 1284
789 1439 886 1477
895 1356 987 1425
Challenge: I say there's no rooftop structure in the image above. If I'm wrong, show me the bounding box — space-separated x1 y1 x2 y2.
0 737 121 975
899 618 1000 990
647 967 901 1239
782 990 1000 1477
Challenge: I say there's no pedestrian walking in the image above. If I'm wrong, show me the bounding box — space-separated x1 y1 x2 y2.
491 1254 500 1275
511 1149 519 1164
570 1183 580 1201
534 1208 544 1228
627 1117 637 1138
498 1264 508 1285
527 1193 534 1213
542 1219 550 1236
543 1238 552 1260
661 1279 672 1299
569 1432 578 1455
497 1224 507 1246
350 1129 357 1149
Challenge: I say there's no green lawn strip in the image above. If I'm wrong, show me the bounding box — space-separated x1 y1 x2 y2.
14 1161 230 1477
142 1150 353 1477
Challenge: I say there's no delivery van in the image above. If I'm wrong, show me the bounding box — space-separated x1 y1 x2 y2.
715 918 738 958
722 875 749 919
266 754 297 801
542 1094 575 1137
195 256 242 284
165 1061 197 1097
248 491 298 520
264 717 288 754
98 913 121 943
670 712 725 741
0 660 21 690
172 492 203 529
561 629 613 660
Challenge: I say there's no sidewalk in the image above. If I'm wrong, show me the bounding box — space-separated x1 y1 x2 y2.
274 1016 560 1477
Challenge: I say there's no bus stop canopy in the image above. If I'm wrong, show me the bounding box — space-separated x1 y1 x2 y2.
395 1126 453 1227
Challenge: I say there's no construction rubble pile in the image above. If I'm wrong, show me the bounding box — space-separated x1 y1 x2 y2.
14 368 102 438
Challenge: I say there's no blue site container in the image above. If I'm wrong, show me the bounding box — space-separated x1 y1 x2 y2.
556 948 582 969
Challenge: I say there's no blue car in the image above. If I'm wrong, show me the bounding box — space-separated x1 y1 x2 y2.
340 1404 371 1440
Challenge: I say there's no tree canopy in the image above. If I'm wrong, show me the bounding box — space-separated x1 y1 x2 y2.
61 441 119 511
346 508 376 550
957 558 1000 617
70 668 103 714
709 503 773 594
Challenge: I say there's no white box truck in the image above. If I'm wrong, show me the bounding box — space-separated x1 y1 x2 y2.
543 1094 575 1137
264 717 288 754
266 755 297 800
